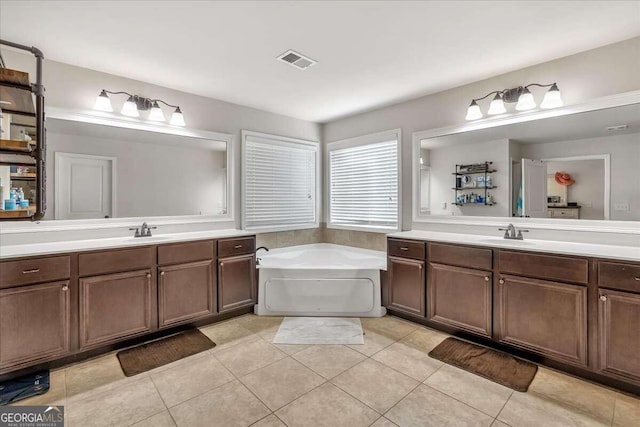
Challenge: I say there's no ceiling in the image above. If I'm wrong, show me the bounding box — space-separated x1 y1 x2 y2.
1 1 639 123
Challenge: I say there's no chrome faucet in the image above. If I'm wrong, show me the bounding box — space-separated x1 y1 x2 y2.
256 246 269 265
129 222 157 238
499 223 529 240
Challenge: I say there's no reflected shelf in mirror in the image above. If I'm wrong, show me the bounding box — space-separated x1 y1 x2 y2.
413 90 640 228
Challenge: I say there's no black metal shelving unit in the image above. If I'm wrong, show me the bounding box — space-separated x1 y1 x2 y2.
0 39 46 220
452 161 496 206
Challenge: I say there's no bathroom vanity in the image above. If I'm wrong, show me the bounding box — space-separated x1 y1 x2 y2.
0 232 256 378
386 232 640 394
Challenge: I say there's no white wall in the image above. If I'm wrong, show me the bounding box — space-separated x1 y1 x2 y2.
428 139 510 217
323 37 640 230
519 132 640 221
45 131 227 219
1 50 322 227
546 159 605 220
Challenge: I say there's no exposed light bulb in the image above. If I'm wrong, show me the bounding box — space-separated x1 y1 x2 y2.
465 100 483 120
487 93 506 115
170 107 186 126
120 96 139 117
147 101 165 121
515 88 536 111
540 84 563 109
94 90 113 112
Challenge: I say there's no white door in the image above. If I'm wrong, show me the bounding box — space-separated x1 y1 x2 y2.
522 159 547 218
55 153 115 219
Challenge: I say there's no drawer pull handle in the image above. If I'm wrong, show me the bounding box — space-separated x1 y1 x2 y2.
147 273 151 279
634 277 640 281
499 278 505 284
600 295 607 302
62 285 68 291
484 276 490 282
22 268 40 274
234 244 243 249
160 271 165 276
399 247 409 251
220 262 224 267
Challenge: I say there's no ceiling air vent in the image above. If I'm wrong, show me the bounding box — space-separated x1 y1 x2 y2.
277 50 317 70
606 124 628 132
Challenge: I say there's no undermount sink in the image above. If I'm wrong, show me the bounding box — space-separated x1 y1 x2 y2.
123 235 171 242
477 237 534 245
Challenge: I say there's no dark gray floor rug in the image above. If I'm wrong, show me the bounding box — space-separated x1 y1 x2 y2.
116 329 215 376
428 337 538 392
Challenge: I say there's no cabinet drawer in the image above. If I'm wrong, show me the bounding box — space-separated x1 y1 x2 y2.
598 261 640 293
388 238 425 260
158 240 215 266
499 250 588 285
0 256 70 289
549 209 580 219
79 247 154 277
218 237 255 258
429 243 492 270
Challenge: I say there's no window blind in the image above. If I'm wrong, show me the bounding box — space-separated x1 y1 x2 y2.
243 135 318 230
329 139 398 230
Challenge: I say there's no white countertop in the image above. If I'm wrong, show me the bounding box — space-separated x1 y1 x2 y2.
0 229 254 260
389 230 640 262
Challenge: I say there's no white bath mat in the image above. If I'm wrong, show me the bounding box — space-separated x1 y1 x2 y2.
272 317 364 345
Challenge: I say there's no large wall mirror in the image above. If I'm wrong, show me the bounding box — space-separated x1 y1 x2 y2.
2 109 232 222
414 94 640 224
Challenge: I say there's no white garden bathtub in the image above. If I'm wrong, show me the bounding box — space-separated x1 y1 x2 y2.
254 243 387 317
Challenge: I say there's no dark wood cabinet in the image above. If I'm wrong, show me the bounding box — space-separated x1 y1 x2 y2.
0 235 257 378
388 256 425 317
598 289 640 384
159 260 215 327
428 263 492 338
498 274 588 366
79 269 154 349
218 254 256 314
0 281 70 372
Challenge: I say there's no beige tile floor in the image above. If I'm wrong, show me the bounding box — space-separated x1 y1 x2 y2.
10 314 639 427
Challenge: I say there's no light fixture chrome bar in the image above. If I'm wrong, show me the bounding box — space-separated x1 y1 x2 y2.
92 90 186 126
465 83 562 121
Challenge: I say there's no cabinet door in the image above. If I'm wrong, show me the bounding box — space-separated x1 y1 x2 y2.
218 254 256 314
598 289 640 384
79 270 154 349
498 274 587 366
388 256 425 317
159 260 214 327
428 263 492 338
0 281 70 371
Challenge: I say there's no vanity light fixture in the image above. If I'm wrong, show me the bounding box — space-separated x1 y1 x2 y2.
93 90 186 126
466 83 563 120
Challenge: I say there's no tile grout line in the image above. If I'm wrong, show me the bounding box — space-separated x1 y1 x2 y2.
493 389 515 425
235 355 329 414
610 396 617 427
149 351 237 409
420 369 514 420
328 356 423 417
420 382 503 421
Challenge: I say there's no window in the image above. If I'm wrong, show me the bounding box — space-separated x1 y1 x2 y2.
328 129 401 231
242 131 319 231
